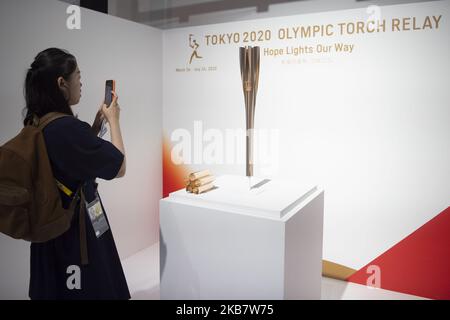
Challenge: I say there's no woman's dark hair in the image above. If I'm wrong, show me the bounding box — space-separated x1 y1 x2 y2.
23 48 77 126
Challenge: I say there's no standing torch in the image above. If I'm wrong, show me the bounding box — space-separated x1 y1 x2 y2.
239 46 260 178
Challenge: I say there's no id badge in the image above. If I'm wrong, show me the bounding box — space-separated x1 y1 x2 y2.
86 192 109 238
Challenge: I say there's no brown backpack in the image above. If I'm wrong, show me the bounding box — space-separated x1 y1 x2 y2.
0 112 82 243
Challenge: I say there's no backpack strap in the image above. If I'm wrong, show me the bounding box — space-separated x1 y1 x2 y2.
64 183 89 266
36 112 72 131
79 186 89 266
37 112 89 265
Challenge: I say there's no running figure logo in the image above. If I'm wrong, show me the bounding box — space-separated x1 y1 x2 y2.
189 34 203 64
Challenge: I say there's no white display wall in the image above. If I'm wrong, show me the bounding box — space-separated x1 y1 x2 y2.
163 0 450 272
0 0 162 299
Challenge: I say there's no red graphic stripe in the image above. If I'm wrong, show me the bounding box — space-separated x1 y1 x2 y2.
347 207 450 300
162 136 190 198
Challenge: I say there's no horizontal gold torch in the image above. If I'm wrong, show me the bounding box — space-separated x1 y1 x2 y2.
239 46 260 177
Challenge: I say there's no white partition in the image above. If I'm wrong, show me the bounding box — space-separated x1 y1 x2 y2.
162 0 450 272
0 0 162 299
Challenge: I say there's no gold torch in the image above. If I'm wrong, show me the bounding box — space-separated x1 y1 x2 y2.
239 46 260 178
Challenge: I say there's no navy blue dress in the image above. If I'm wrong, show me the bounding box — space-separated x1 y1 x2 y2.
29 116 130 300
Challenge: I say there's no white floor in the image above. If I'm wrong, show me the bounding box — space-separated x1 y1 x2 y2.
121 243 425 300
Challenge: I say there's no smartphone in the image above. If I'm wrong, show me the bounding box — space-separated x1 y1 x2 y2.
104 80 116 107
99 80 116 137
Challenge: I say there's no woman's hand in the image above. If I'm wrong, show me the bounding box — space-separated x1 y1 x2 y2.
102 91 120 125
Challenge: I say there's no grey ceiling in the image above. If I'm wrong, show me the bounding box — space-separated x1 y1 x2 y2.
59 0 441 29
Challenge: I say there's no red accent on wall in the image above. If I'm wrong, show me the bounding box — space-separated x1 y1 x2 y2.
347 207 450 300
162 137 189 198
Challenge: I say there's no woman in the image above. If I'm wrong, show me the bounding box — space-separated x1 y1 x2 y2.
24 48 130 300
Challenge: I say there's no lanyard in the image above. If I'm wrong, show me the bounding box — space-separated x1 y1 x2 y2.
55 179 74 197
55 179 89 265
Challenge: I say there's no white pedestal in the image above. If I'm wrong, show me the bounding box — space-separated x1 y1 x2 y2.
160 175 324 300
